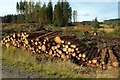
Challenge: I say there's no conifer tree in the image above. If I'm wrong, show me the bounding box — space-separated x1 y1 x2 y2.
24 0 29 23
34 1 41 23
53 0 72 27
47 0 53 24
16 2 20 14
16 2 20 22
53 2 63 26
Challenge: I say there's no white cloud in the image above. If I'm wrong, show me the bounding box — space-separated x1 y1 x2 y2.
81 14 90 16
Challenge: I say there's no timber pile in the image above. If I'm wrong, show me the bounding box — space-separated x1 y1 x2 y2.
1 30 120 70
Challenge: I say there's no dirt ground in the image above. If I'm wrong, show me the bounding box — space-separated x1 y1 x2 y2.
2 62 51 78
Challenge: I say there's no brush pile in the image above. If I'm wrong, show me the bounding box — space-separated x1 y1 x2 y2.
1 30 120 70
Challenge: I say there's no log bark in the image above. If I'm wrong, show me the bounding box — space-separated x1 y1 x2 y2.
100 48 107 65
108 49 119 67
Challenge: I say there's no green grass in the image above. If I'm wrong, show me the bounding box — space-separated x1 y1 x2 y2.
2 46 84 78
97 26 120 37
2 45 120 78
44 24 84 34
63 27 84 35
45 24 62 31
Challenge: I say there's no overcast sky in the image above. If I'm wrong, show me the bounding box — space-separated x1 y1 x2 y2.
0 0 119 22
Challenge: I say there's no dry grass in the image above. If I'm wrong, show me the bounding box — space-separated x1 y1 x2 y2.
73 25 92 31
98 28 115 33
99 24 110 28
63 25 92 31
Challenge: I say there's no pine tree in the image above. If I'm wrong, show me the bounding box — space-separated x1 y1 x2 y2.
62 0 72 26
39 3 47 25
19 1 25 22
16 2 20 23
19 1 24 14
53 2 63 26
33 1 41 23
47 0 53 24
31 1 35 23
53 5 57 26
28 0 33 23
53 0 72 27
16 2 20 14
24 0 29 23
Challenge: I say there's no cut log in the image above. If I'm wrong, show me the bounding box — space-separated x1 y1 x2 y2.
41 45 46 52
48 50 53 55
61 53 66 60
5 43 10 48
89 47 98 60
83 62 97 68
106 60 113 70
108 49 119 67
85 47 95 60
92 58 97 64
82 48 91 59
100 48 107 65
72 53 76 57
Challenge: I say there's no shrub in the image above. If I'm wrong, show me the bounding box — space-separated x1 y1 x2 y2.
91 17 99 28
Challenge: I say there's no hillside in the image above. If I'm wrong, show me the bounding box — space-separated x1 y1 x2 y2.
104 18 120 26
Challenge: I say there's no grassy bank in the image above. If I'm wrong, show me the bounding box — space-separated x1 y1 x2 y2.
2 45 119 78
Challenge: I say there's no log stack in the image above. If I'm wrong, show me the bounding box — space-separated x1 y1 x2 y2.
1 30 120 70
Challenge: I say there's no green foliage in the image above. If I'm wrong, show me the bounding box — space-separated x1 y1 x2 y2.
62 2 72 25
19 1 25 14
44 24 61 31
109 27 120 37
91 17 99 28
98 27 120 37
81 21 92 25
118 23 120 26
40 3 47 25
53 1 72 27
24 0 29 23
34 1 41 23
46 0 53 24
16 2 19 14
2 15 13 23
53 2 64 27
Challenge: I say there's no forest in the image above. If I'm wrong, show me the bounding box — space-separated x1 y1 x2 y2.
104 18 120 26
1 0 78 27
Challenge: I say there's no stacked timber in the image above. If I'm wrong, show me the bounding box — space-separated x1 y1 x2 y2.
1 30 120 70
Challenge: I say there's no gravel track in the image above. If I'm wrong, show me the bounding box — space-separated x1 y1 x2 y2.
2 63 49 78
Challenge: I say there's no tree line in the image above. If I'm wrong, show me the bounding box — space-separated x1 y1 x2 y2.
104 18 120 26
2 0 78 27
